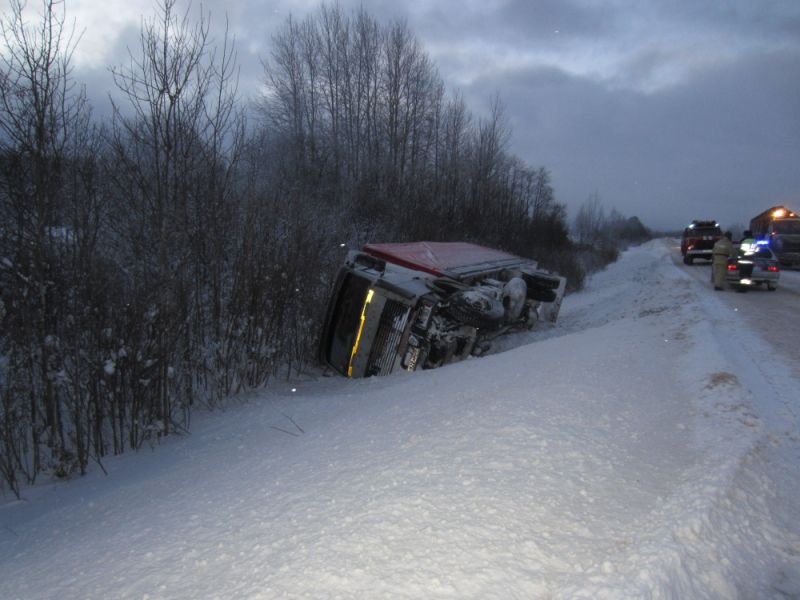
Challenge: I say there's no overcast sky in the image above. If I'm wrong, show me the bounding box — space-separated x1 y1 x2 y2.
25 0 800 231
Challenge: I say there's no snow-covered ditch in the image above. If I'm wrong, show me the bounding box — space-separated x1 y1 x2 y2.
1 239 799 599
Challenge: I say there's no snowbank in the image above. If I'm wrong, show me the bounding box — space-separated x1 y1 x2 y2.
1 239 798 599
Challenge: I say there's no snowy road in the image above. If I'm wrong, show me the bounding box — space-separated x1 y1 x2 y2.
1 239 799 599
670 241 800 377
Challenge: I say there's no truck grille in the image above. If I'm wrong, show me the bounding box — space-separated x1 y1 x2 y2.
692 239 716 250
366 299 410 376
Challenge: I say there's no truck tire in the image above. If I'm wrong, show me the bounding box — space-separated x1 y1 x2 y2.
446 290 505 329
527 286 557 303
522 272 561 290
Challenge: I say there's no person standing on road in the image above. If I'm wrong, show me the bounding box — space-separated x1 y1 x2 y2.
739 230 756 255
712 231 734 290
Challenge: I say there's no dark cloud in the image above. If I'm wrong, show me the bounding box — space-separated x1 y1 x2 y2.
464 47 800 230
410 0 615 47
654 0 800 40
61 0 800 231
404 0 800 230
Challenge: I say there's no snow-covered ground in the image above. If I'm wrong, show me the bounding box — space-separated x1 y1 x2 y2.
2 239 799 599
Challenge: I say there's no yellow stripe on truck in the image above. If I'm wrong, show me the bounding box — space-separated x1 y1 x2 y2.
347 289 374 377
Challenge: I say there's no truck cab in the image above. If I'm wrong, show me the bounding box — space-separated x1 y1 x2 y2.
750 206 800 267
681 220 722 265
319 242 566 378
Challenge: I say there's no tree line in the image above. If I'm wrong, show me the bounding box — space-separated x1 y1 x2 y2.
572 192 651 271
0 0 639 497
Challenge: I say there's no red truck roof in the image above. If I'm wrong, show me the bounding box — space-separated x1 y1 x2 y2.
362 241 525 277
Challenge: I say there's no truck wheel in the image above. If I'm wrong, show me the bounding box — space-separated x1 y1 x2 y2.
767 283 777 291
523 272 561 290
446 291 504 328
684 256 693 265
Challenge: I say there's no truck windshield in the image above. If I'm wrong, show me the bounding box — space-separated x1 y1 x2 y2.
324 273 372 375
774 220 800 235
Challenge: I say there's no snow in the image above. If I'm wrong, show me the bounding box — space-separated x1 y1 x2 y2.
2 239 799 599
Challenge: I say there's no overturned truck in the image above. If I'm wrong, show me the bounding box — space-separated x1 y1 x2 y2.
319 242 566 378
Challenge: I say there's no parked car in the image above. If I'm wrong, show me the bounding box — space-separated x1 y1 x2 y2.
681 220 722 264
723 244 780 291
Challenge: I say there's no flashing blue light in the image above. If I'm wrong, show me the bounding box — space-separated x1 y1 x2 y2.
756 239 769 246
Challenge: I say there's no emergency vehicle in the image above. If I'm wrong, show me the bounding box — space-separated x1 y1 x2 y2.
749 206 800 266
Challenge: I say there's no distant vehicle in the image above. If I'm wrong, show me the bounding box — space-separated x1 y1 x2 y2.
724 243 780 291
681 220 722 264
318 242 565 378
749 206 800 267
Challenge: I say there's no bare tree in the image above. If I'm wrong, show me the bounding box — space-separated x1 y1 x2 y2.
435 92 471 224
574 192 607 246
0 0 582 498
258 3 573 256
0 0 94 493
263 15 320 182
107 0 244 442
